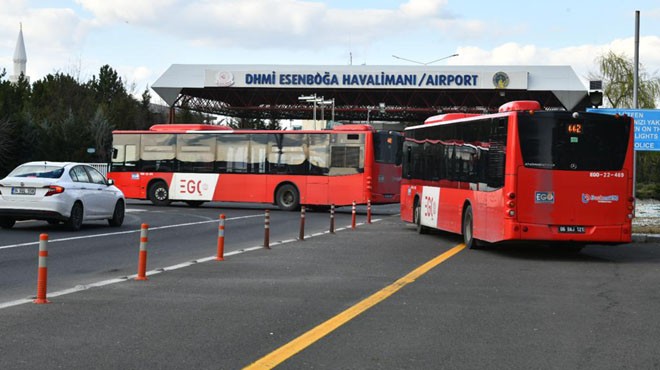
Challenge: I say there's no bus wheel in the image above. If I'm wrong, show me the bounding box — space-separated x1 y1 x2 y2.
0 217 16 229
275 184 300 211
462 205 481 249
148 181 171 206
185 201 205 207
414 199 428 234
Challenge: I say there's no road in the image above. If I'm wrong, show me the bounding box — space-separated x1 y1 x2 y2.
1 202 660 369
0 200 384 303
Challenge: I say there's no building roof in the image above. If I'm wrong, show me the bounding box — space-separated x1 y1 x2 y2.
152 64 590 122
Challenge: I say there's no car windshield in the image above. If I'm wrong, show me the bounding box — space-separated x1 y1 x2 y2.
8 165 65 179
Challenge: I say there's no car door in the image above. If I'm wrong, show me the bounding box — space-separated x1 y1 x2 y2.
84 165 117 218
69 165 98 217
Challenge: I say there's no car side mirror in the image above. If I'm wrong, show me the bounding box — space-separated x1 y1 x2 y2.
107 179 115 186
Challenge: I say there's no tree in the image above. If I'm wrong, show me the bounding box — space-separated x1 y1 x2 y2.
592 51 660 198
592 51 660 109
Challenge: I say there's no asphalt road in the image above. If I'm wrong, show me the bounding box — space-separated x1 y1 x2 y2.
0 200 380 303
1 202 660 369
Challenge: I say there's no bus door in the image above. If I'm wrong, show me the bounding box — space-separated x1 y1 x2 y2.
110 134 142 199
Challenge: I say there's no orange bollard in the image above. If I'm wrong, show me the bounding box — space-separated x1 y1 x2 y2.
34 234 50 304
299 206 306 241
351 201 357 229
264 210 270 249
367 199 372 224
216 214 226 261
136 223 149 281
330 204 335 233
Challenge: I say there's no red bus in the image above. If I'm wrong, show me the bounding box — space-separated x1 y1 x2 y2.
400 100 635 248
108 124 402 210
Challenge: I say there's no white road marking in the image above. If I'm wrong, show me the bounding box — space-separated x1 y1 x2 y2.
0 214 263 251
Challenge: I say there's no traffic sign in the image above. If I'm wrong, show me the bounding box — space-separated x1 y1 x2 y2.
588 108 660 151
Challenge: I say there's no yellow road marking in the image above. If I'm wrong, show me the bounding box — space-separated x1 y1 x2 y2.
244 243 466 369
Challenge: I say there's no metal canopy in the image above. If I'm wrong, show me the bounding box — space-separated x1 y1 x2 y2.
152 64 590 122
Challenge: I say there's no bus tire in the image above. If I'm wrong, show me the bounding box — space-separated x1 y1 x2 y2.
462 205 482 249
148 181 171 206
275 184 300 211
414 198 429 234
0 217 16 229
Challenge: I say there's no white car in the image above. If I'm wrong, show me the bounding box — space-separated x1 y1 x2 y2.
0 162 125 231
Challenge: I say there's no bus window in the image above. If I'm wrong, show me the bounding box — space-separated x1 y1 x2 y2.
373 131 403 165
111 134 139 171
141 134 176 172
249 134 268 174
308 134 330 175
217 134 249 173
518 112 630 171
177 134 216 173
268 134 308 174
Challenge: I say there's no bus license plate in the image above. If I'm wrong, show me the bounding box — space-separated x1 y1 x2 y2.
12 187 36 195
558 225 585 234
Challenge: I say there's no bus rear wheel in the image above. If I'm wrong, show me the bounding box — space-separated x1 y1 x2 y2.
414 199 428 234
462 205 482 249
148 181 171 206
275 184 300 211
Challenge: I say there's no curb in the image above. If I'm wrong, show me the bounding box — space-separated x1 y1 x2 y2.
631 233 660 243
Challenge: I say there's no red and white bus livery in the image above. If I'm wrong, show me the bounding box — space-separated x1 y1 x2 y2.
400 100 635 248
108 124 402 210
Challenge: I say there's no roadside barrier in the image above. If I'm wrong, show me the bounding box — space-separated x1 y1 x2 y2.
330 204 335 233
264 210 270 249
351 201 357 229
136 223 149 281
367 199 372 224
299 206 306 241
216 214 226 261
34 233 50 304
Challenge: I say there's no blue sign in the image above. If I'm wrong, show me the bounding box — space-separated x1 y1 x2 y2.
587 108 660 151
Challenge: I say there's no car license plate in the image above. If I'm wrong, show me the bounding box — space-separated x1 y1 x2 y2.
558 225 585 234
11 187 36 195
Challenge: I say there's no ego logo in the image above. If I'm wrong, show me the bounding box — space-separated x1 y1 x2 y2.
423 195 437 219
535 191 555 204
179 179 207 196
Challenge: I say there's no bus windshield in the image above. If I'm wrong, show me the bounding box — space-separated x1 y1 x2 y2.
373 131 403 165
517 112 631 171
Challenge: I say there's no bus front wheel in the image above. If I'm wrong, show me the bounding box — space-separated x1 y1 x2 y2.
462 205 482 249
148 181 171 206
275 184 300 211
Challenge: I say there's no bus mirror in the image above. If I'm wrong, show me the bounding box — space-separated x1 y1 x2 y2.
111 148 118 159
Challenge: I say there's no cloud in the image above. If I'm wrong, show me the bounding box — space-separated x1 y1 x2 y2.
453 36 660 85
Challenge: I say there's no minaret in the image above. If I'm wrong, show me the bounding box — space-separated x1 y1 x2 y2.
9 23 28 83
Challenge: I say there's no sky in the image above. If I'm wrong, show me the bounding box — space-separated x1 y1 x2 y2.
1 0 659 105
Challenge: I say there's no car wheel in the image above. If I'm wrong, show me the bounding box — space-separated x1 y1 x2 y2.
275 184 299 211
462 205 482 249
108 200 125 227
0 217 16 229
414 199 428 234
148 181 171 206
66 202 84 231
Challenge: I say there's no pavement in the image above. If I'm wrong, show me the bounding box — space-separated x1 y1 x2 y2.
0 214 658 370
0 215 463 369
